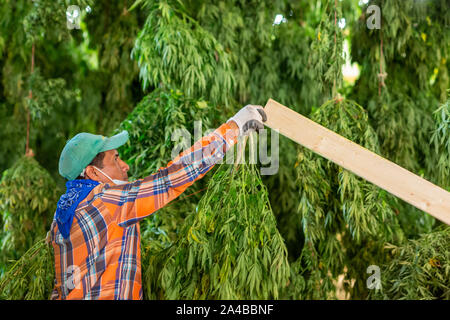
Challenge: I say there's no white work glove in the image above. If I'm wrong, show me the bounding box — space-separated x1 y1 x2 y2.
228 105 267 136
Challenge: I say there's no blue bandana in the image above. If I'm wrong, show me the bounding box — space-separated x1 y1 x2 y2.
55 179 100 239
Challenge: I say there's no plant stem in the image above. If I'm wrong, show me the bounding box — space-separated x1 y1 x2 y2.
25 43 35 156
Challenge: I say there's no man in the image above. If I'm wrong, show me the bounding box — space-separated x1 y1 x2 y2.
49 105 267 300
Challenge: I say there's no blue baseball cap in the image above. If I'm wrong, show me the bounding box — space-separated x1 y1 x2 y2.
58 130 129 180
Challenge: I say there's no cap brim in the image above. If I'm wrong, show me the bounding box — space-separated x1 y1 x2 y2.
99 130 129 152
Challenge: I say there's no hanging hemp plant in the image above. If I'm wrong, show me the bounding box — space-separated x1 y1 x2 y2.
84 0 142 132
0 32 63 273
23 0 93 44
308 0 344 103
281 0 410 299
131 0 235 107
350 0 448 174
286 98 404 300
371 225 450 300
0 237 54 300
143 136 290 299
430 94 450 190
0 155 60 270
349 0 450 237
25 69 79 122
263 136 304 260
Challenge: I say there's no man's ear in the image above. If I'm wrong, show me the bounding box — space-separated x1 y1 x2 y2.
84 165 99 181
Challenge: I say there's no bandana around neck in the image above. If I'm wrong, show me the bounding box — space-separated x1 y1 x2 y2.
55 179 100 239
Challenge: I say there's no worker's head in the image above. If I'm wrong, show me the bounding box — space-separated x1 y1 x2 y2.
78 149 130 183
58 131 130 184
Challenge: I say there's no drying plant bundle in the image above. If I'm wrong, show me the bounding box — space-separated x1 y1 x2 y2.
144 138 290 299
0 155 60 269
0 237 54 300
372 226 450 300
289 98 404 299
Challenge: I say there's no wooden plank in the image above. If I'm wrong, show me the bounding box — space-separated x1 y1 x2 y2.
263 99 450 225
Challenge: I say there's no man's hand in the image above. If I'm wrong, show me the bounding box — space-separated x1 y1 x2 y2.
227 105 267 136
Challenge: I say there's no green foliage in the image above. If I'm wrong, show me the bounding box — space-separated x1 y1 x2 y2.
26 69 80 121
0 105 25 172
22 0 94 44
0 238 54 300
309 0 345 100
24 0 70 44
290 98 404 299
0 1 32 106
144 149 290 299
371 226 450 300
85 0 144 132
0 156 60 269
191 0 284 105
430 94 450 189
349 0 449 240
280 257 307 299
132 0 235 106
394 204 436 240
0 0 144 179
263 136 304 261
351 0 449 174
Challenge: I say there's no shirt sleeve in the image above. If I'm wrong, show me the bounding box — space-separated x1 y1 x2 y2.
100 122 239 228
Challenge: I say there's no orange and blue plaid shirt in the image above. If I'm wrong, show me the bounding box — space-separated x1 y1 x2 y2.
49 123 239 299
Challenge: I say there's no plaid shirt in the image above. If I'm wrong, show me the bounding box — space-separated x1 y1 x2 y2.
49 123 238 300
